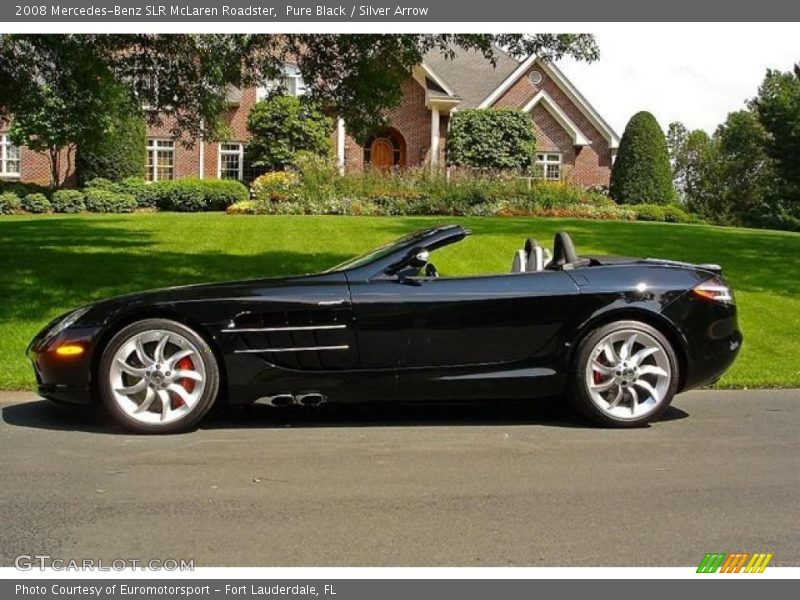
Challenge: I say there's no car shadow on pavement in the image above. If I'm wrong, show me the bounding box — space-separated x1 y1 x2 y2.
1 398 689 435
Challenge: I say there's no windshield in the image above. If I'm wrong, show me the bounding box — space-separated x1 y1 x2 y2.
325 227 447 272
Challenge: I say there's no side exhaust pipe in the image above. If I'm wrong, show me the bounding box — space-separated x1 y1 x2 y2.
295 392 327 407
255 394 296 407
255 392 327 407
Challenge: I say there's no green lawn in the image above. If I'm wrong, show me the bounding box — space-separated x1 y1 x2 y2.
1 213 799 390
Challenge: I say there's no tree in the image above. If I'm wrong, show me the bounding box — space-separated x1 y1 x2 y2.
667 121 715 207
447 109 536 170
0 36 126 187
667 112 774 226
751 68 800 217
0 34 599 146
610 111 675 205
75 100 146 185
247 95 334 170
712 110 774 224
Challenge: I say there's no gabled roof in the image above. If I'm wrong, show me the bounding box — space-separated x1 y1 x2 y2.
422 47 520 108
419 49 619 149
478 55 620 149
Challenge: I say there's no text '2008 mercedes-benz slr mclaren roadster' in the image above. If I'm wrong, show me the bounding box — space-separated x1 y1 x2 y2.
28 225 742 433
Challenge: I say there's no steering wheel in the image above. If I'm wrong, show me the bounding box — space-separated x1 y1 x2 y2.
425 263 439 278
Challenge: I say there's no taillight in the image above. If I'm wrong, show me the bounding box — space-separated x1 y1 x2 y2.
693 277 734 304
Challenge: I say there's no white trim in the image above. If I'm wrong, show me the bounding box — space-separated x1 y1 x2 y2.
477 55 538 109
336 118 346 176
522 90 591 146
430 105 441 168
145 138 175 182
198 120 205 179
534 152 563 181
538 61 621 149
418 62 457 97
217 142 245 180
478 56 620 149
0 133 21 178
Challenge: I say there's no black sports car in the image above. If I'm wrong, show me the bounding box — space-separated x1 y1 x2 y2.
27 225 741 433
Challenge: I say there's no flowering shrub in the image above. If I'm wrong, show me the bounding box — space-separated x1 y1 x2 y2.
251 171 300 202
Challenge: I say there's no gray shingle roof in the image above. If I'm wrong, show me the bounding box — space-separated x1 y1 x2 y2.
422 47 520 108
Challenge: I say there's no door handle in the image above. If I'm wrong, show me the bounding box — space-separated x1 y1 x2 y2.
318 299 346 306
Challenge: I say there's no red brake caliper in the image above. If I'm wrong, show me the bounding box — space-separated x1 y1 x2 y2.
173 357 195 408
593 356 603 384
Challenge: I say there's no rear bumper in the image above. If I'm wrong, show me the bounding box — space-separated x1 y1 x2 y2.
682 327 742 390
662 295 742 391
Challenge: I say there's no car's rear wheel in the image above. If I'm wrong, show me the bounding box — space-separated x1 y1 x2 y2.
570 320 678 427
98 318 219 434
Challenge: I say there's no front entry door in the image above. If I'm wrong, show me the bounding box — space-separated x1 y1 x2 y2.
370 138 394 171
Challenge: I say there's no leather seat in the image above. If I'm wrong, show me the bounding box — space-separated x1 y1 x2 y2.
511 249 527 273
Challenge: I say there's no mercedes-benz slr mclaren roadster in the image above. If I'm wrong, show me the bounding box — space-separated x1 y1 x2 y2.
28 225 741 433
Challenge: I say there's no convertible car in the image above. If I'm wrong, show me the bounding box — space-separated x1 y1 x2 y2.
27 225 741 433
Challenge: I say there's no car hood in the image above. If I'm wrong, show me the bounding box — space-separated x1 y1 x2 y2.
74 271 347 327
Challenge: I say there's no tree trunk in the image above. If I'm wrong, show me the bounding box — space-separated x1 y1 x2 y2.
47 146 62 189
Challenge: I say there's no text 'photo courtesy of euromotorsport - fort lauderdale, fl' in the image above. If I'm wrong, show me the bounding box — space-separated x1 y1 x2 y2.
1 0 799 598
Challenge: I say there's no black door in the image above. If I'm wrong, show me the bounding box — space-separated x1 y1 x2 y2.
349 271 580 370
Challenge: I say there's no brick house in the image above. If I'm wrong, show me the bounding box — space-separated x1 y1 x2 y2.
1 51 619 187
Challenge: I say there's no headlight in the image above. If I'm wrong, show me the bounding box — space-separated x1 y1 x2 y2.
44 306 92 342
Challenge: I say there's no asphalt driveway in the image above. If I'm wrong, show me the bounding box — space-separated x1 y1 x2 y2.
1 389 798 567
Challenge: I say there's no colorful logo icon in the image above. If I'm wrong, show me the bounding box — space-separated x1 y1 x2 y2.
697 552 773 573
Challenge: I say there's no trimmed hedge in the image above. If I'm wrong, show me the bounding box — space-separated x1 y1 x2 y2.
51 190 86 213
0 192 22 215
151 178 249 211
22 193 52 213
84 189 137 213
630 203 702 223
0 180 52 200
80 177 249 211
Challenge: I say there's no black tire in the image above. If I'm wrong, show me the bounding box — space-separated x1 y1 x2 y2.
569 320 679 428
98 318 219 434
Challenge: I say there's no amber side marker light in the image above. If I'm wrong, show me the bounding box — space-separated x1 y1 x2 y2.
55 344 84 357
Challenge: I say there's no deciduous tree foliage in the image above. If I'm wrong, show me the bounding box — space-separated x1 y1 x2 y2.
610 111 675 205
447 108 537 170
0 34 599 149
751 67 800 218
247 95 334 170
75 101 146 186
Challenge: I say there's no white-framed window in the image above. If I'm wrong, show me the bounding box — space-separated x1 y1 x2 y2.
1 133 21 178
257 64 307 101
218 143 245 180
534 152 562 181
146 139 175 182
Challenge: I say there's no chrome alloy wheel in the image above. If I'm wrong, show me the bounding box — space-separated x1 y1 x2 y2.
584 329 672 420
108 329 206 425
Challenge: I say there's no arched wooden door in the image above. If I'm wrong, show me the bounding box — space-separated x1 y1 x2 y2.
370 138 394 171
364 128 406 171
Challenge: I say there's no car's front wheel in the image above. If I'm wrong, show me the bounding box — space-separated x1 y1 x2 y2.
98 318 219 434
570 320 678 427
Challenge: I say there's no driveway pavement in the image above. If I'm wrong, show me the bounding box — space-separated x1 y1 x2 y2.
1 389 798 566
